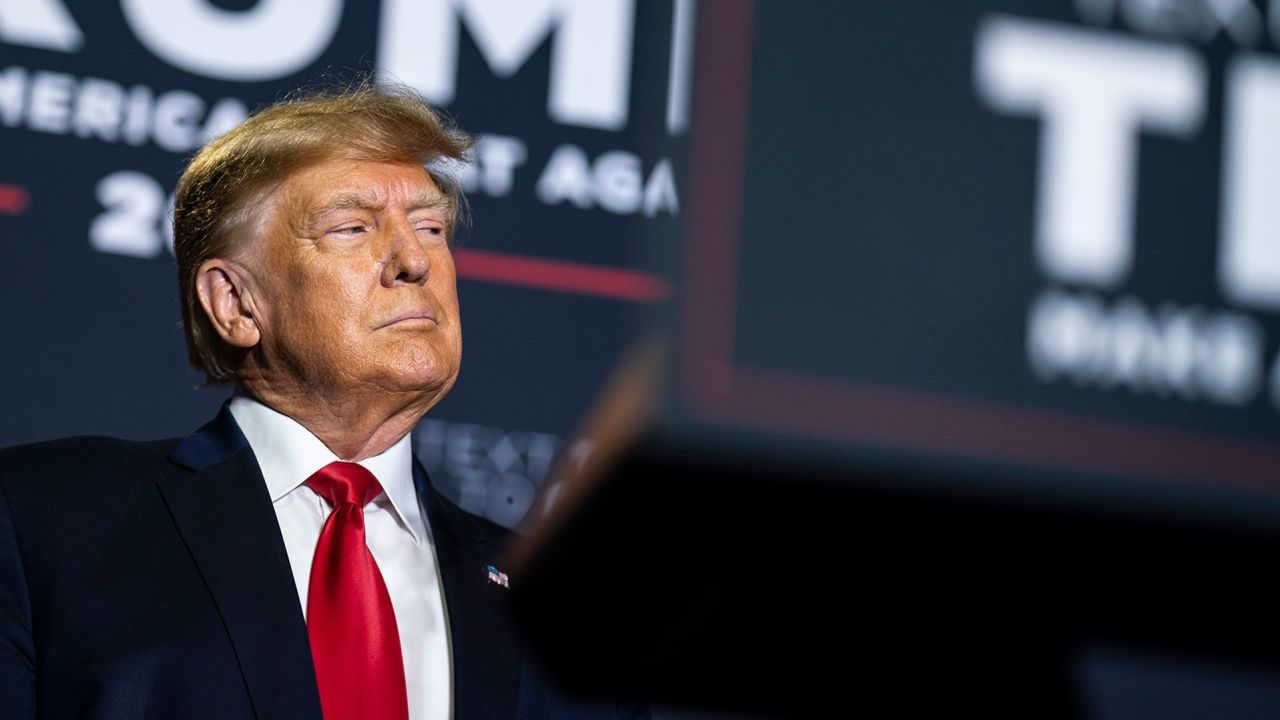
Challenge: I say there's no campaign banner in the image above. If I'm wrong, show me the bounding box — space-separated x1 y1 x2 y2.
0 0 691 525
676 0 1280 503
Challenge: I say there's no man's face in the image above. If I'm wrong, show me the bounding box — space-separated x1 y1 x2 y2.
244 157 462 406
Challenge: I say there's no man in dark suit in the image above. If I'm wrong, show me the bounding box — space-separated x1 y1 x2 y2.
0 85 644 720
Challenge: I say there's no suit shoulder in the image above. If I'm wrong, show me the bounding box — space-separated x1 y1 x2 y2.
1 434 178 468
423 480 518 548
466 505 518 543
0 435 180 494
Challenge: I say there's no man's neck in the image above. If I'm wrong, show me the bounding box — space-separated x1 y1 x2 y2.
234 382 432 461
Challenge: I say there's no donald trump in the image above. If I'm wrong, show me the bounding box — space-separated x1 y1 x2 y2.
0 84 644 720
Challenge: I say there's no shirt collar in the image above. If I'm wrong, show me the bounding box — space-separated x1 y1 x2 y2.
228 395 424 544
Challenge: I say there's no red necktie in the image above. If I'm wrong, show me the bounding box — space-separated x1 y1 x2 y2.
305 461 410 720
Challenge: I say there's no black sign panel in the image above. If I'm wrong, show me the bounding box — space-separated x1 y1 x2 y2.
676 0 1280 502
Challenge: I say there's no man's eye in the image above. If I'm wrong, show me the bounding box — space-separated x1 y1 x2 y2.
331 224 367 236
416 225 444 236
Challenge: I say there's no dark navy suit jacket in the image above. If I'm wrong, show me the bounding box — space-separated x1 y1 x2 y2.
0 406 641 719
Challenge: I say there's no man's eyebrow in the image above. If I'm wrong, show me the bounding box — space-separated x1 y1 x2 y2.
407 188 453 213
307 188 452 219
307 190 381 220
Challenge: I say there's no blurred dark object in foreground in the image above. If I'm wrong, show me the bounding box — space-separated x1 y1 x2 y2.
504 347 1280 719
502 1 1280 714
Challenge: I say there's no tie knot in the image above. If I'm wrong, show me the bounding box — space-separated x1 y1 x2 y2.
305 461 383 508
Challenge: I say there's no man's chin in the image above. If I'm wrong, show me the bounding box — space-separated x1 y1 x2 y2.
385 367 459 405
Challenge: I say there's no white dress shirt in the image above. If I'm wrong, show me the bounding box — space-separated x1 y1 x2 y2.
229 396 451 720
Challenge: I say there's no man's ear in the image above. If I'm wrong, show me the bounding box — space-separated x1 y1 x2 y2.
195 259 261 349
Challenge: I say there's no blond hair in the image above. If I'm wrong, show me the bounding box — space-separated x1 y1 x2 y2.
173 83 473 382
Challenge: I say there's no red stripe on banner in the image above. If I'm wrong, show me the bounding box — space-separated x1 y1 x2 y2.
454 248 672 302
0 184 29 215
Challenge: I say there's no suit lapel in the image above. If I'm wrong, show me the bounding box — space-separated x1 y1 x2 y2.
415 461 522 720
162 405 322 720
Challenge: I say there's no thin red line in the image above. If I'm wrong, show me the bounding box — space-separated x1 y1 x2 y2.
454 248 671 302
0 184 29 215
680 0 755 405
721 368 1280 490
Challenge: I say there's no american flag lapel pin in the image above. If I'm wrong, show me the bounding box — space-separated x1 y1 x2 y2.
485 564 510 589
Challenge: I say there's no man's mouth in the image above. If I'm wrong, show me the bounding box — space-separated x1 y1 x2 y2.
380 309 438 328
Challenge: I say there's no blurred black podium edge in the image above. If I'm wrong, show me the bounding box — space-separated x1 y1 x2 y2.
503 341 1280 719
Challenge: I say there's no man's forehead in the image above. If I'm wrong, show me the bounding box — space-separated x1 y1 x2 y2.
289 159 447 211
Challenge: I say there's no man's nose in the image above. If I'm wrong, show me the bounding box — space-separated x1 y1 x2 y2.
382 219 431 286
